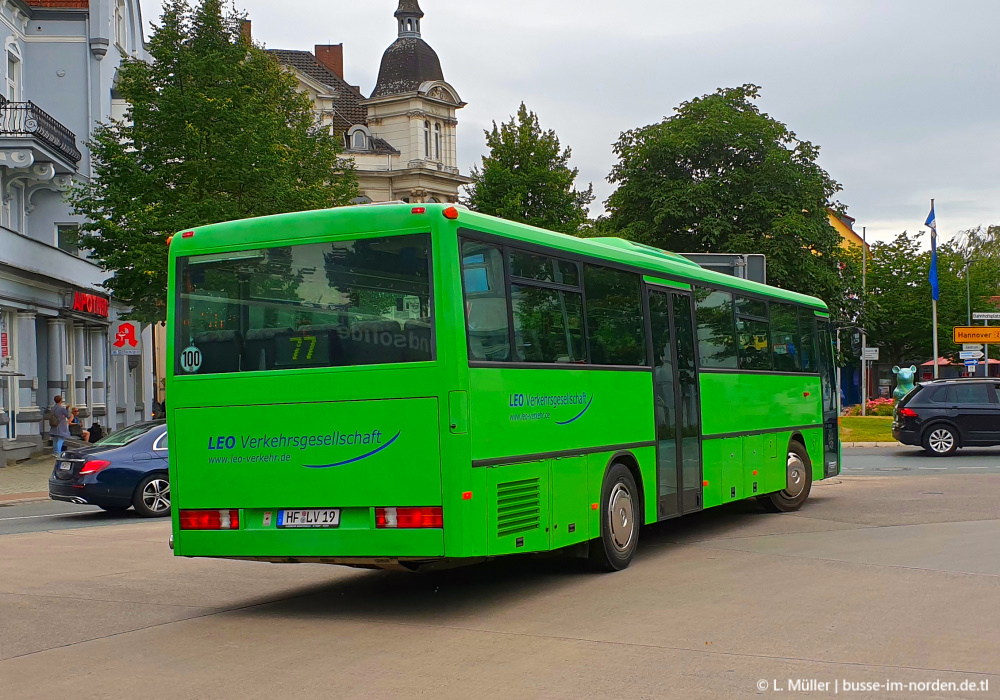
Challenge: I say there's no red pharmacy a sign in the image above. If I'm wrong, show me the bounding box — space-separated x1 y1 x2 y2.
72 291 109 318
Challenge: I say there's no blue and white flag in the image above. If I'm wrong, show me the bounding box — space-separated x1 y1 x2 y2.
926 201 939 301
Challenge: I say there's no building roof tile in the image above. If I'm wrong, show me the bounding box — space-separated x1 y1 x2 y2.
268 48 367 132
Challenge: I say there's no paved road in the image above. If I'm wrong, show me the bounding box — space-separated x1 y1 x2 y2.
2 446 997 537
2 472 999 699
843 445 1000 474
0 499 151 536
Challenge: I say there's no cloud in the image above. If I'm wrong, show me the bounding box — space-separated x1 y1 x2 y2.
137 0 1000 244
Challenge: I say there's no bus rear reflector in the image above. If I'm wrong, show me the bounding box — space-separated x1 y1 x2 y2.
179 509 240 530
181 231 195 238
375 507 443 529
443 206 459 220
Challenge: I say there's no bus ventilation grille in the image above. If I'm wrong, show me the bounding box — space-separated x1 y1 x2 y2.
497 478 541 538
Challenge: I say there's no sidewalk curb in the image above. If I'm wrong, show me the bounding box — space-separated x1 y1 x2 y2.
842 442 902 448
0 491 49 506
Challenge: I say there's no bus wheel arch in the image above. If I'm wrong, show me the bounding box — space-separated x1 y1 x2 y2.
589 455 642 572
606 450 644 525
758 439 812 513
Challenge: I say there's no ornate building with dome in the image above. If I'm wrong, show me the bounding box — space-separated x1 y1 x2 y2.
269 0 471 204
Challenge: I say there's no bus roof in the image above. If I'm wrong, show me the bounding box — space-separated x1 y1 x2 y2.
170 203 829 311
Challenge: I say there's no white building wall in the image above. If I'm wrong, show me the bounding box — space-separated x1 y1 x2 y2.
0 0 154 457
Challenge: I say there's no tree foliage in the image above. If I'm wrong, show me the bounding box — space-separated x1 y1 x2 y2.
464 103 594 234
841 229 1000 365
71 0 358 322
605 84 844 309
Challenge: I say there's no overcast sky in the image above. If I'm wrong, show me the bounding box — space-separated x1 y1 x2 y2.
136 0 1000 244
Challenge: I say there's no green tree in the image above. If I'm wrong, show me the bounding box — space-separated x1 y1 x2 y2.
605 84 844 309
464 103 594 234
71 0 358 322
842 230 1000 365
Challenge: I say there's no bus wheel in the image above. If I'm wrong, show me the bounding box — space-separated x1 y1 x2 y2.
758 441 812 513
589 463 639 572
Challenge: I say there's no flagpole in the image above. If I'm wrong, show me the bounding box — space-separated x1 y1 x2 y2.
930 198 939 378
932 297 939 379
861 226 867 415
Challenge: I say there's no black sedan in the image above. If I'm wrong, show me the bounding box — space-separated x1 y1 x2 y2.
49 421 170 517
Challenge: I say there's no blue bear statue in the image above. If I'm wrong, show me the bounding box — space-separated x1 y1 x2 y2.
892 365 917 401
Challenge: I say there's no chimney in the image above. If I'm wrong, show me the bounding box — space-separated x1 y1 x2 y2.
240 20 252 43
315 44 344 80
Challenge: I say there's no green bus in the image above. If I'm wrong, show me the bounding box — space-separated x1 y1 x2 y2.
166 203 839 571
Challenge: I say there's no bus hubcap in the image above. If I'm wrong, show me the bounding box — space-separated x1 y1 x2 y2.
784 453 806 499
929 429 954 453
608 483 634 552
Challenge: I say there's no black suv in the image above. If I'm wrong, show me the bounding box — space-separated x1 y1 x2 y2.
893 379 1000 455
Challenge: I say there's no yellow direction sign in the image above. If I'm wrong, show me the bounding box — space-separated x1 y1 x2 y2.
953 327 1000 343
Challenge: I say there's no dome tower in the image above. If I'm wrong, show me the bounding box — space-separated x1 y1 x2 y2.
371 0 445 98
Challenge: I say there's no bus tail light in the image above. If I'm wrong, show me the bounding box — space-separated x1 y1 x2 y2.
411 207 426 214
80 459 111 475
179 509 240 530
375 507 443 529
443 206 459 220
899 407 918 418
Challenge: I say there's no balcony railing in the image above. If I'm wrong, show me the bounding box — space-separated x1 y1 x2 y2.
0 95 82 164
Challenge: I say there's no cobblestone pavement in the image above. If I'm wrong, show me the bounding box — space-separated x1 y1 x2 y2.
0 454 54 497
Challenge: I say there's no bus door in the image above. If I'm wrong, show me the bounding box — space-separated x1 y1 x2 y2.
648 288 703 518
816 318 840 477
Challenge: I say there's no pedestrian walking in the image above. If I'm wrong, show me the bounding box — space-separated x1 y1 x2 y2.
50 395 71 454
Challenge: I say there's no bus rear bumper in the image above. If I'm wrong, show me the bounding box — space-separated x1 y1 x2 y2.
209 555 485 572
172 527 445 561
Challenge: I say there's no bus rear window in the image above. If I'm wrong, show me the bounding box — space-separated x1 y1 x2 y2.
175 233 433 375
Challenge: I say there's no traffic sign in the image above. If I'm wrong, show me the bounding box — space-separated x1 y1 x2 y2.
862 347 879 361
960 351 985 360
965 359 980 367
963 344 984 351
972 312 1000 320
953 327 1000 343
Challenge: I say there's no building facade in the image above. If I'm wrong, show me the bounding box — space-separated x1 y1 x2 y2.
270 0 471 204
0 0 154 461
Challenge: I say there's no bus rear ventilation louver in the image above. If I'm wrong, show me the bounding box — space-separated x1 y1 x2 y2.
497 478 541 538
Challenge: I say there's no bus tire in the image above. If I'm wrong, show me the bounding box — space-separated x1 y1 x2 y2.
589 462 640 572
758 441 812 513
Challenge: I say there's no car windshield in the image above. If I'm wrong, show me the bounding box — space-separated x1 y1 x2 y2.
95 423 157 447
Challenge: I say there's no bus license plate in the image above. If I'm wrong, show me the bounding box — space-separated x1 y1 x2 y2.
277 509 340 528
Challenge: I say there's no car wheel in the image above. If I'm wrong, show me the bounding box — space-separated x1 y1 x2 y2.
98 505 130 514
923 425 958 456
133 474 171 517
589 462 640 572
758 441 813 513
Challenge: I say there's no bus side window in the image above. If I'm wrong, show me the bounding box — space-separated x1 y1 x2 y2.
799 308 818 372
695 288 737 369
461 239 511 362
770 303 802 372
584 265 645 366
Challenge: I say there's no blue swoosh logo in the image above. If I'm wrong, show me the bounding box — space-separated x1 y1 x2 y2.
304 431 401 469
555 395 594 425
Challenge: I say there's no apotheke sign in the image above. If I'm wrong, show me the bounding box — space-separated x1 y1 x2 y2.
70 291 109 318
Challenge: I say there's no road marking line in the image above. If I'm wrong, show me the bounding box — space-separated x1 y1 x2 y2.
0 512 88 522
918 467 947 470
958 466 988 469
